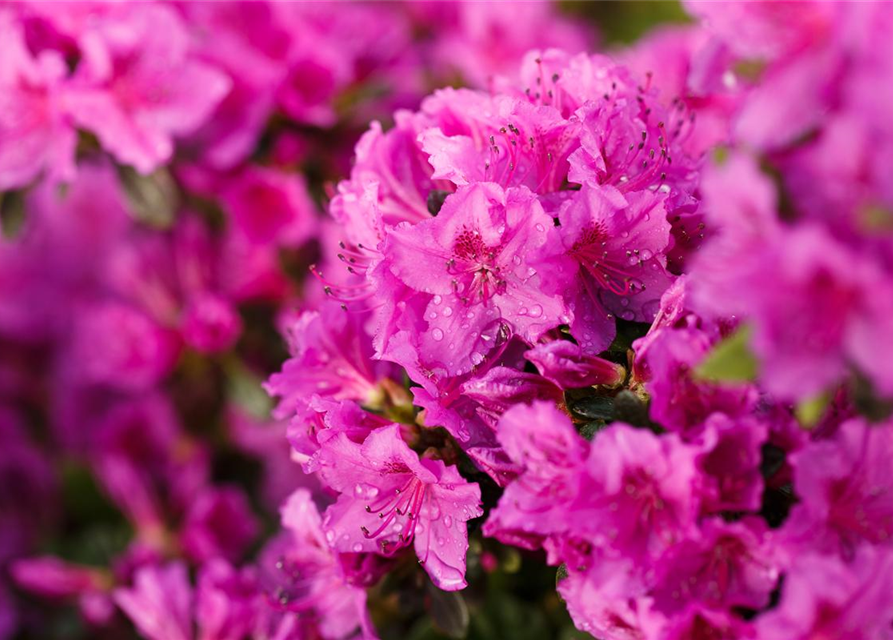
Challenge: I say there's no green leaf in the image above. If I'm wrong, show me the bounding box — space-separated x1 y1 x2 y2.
427 583 469 640
613 390 653 428
695 325 759 383
118 165 179 229
577 420 608 441
795 392 832 429
566 395 614 422
0 189 27 239
225 357 273 420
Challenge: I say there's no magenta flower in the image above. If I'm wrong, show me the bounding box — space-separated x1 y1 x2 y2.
265 301 400 420
524 340 626 389
114 563 193 640
585 424 702 560
558 184 674 354
641 327 757 435
649 519 779 615
180 486 259 565
221 167 317 248
175 1 288 169
10 556 113 626
261 489 377 640
418 89 581 194
382 182 571 376
0 8 76 190
314 425 482 591
697 414 767 514
62 5 230 173
69 302 181 393
683 0 834 61
424 1 593 88
484 401 589 550
756 546 893 640
115 560 263 640
783 417 893 557
329 118 436 250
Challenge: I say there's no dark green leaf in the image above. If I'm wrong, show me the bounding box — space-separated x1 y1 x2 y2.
850 373 893 423
566 395 614 422
613 390 652 429
0 189 27 239
759 443 785 480
427 190 451 216
577 420 608 441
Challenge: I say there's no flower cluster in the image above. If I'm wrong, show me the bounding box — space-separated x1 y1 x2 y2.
3 2 893 640
269 2 893 638
0 2 593 639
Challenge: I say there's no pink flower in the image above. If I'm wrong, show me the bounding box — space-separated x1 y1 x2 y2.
640 327 757 435
194 560 262 640
648 519 779 615
621 25 740 158
265 302 400 420
180 292 242 355
220 167 317 248
329 118 436 250
783 417 893 557
382 182 571 376
175 1 287 169
418 89 581 194
261 489 377 640
484 401 589 550
70 302 181 392
10 556 113 626
683 0 834 60
114 563 193 640
62 5 230 173
424 1 593 89
697 414 767 514
756 546 893 640
314 425 482 591
524 339 626 389
584 424 702 561
558 184 674 354
0 8 76 190
115 561 263 640
180 486 259 565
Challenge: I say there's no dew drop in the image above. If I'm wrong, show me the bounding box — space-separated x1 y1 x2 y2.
432 328 445 341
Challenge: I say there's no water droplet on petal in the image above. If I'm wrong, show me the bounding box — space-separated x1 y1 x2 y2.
432 328 445 341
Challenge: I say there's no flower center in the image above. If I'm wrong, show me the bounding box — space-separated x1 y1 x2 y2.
360 476 427 553
571 224 645 296
447 227 507 304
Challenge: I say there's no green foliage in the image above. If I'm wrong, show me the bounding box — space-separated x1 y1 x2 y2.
695 325 759 383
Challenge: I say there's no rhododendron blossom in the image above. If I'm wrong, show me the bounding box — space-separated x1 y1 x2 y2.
4 2 893 640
